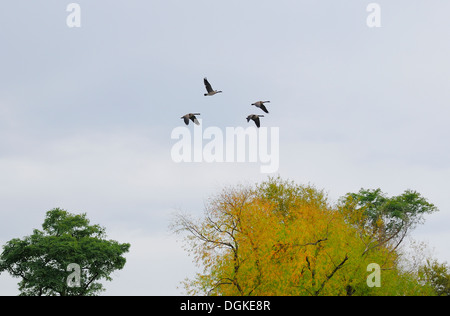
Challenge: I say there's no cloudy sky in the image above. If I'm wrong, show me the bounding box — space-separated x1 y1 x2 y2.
1 1 450 295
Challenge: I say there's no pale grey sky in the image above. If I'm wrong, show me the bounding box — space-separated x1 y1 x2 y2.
1 1 450 295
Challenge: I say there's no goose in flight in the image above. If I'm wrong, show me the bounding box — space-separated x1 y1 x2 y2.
181 113 201 126
204 77 222 96
251 101 270 114
246 114 264 128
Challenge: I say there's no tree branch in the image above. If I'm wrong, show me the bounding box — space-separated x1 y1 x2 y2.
314 254 349 296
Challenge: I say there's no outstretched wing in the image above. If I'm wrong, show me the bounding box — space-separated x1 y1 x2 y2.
254 117 261 128
190 115 200 125
204 77 213 93
183 116 190 125
260 104 269 114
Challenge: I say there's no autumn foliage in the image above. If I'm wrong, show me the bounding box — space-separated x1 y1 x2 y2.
172 177 438 296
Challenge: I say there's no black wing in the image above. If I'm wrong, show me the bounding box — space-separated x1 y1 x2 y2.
190 115 199 125
183 116 190 125
254 117 261 128
204 77 213 93
260 104 269 114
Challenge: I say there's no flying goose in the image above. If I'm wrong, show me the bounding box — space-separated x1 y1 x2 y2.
203 77 222 96
251 101 270 114
246 114 264 128
181 113 201 125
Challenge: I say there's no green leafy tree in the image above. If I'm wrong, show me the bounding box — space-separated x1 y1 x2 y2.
0 208 130 296
419 259 450 296
341 188 438 252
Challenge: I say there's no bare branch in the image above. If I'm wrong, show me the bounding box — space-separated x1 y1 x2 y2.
314 254 349 296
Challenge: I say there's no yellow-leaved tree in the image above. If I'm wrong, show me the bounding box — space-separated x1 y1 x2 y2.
172 177 437 296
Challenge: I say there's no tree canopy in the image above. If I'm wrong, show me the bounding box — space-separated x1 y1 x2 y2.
172 177 440 296
0 208 130 296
